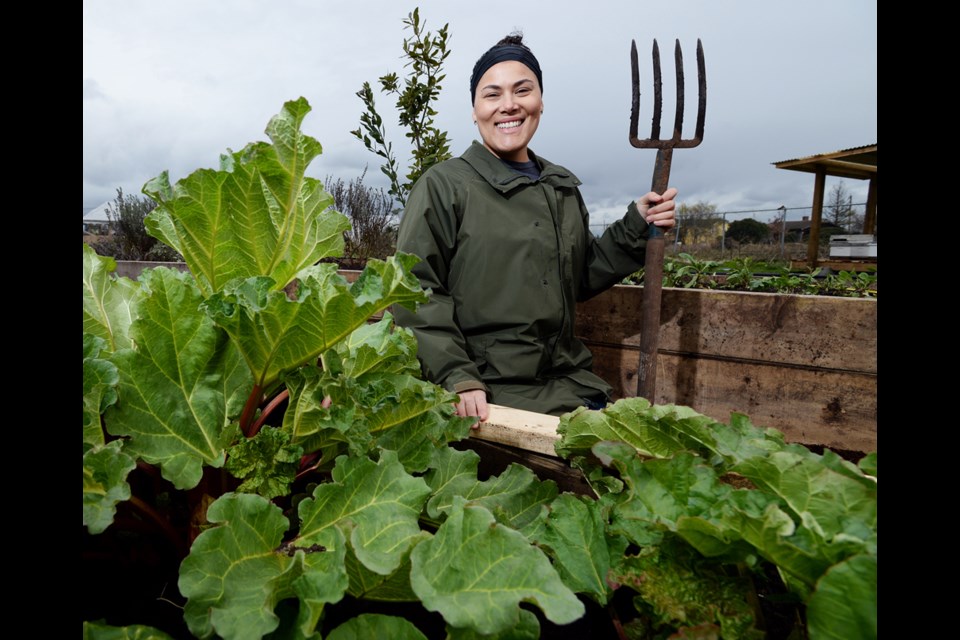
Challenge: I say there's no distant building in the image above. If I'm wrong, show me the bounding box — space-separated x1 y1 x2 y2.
83 202 112 235
771 215 844 243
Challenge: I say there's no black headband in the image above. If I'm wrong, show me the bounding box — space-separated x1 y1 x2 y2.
470 44 543 103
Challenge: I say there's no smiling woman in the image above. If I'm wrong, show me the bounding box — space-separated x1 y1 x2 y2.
392 32 680 423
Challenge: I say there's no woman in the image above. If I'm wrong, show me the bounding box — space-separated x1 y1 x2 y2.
393 33 677 422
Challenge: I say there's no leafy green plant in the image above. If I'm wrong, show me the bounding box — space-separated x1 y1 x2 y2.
84 98 583 639
629 253 722 289
556 399 877 639
625 255 878 298
753 267 823 295
84 98 875 640
716 256 764 291
351 8 452 206
821 269 878 298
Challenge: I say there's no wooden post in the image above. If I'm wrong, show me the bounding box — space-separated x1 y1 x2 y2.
863 176 878 235
806 169 827 268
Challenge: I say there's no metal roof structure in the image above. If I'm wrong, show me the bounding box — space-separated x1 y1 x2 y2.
83 201 112 224
773 144 877 266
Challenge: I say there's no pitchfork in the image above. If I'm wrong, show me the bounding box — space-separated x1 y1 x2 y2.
629 38 706 401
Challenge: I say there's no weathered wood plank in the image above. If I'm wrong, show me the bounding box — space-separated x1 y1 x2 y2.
469 404 560 457
577 286 877 374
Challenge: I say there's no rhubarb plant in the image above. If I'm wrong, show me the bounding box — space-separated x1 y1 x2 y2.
83 98 875 640
557 398 877 639
83 98 584 640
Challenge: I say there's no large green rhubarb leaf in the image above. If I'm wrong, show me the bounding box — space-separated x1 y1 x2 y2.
105 267 253 489
203 255 425 390
325 311 422 379
82 621 176 640
556 399 721 460
595 442 856 591
410 498 584 636
423 447 556 538
83 439 137 534
82 243 142 353
594 442 726 548
296 450 431 576
445 610 540 640
83 334 118 447
142 97 351 297
344 536 426 601
180 492 347 640
326 614 428 640
805 554 877 640
282 365 469 473
734 449 877 548
537 493 628 605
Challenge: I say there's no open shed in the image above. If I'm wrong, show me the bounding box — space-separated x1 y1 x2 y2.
773 144 877 267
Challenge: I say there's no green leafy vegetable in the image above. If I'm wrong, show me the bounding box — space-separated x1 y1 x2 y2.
106 267 252 489
537 493 628 605
82 621 176 640
179 492 346 640
82 439 137 534
82 244 142 353
326 613 428 640
143 97 350 297
297 450 432 577
410 498 584 636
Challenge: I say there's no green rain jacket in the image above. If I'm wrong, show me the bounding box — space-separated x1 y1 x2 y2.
393 141 652 416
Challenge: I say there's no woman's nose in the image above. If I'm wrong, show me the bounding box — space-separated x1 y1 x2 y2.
499 95 517 112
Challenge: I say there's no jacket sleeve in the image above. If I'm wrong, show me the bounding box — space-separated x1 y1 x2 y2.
391 170 488 396
577 198 651 301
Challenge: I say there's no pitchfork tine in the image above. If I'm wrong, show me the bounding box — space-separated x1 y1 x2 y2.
629 40 640 141
671 40 684 141
651 40 662 140
694 39 706 142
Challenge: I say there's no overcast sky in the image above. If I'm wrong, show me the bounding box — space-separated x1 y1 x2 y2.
83 0 876 227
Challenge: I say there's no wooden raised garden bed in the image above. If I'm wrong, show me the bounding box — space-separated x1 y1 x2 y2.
575 285 877 454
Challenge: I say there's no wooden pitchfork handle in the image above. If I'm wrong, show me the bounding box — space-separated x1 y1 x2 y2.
629 38 706 402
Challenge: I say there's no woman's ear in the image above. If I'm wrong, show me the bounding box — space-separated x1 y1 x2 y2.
471 108 477 125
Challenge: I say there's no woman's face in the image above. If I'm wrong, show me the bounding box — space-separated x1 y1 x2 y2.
472 60 543 162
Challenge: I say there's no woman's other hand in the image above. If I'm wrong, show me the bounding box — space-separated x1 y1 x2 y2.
456 389 489 427
637 187 678 229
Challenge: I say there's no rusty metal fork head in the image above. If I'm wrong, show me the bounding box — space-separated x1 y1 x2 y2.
629 39 706 153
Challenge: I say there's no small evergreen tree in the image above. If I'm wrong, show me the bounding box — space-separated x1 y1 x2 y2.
726 218 770 244
351 7 453 207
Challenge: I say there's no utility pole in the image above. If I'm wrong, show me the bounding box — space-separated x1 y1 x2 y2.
778 205 787 260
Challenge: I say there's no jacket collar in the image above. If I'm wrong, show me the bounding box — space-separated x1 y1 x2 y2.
461 141 582 193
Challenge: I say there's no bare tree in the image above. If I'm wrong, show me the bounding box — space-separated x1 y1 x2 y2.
326 170 398 264
826 181 863 233
676 201 724 246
